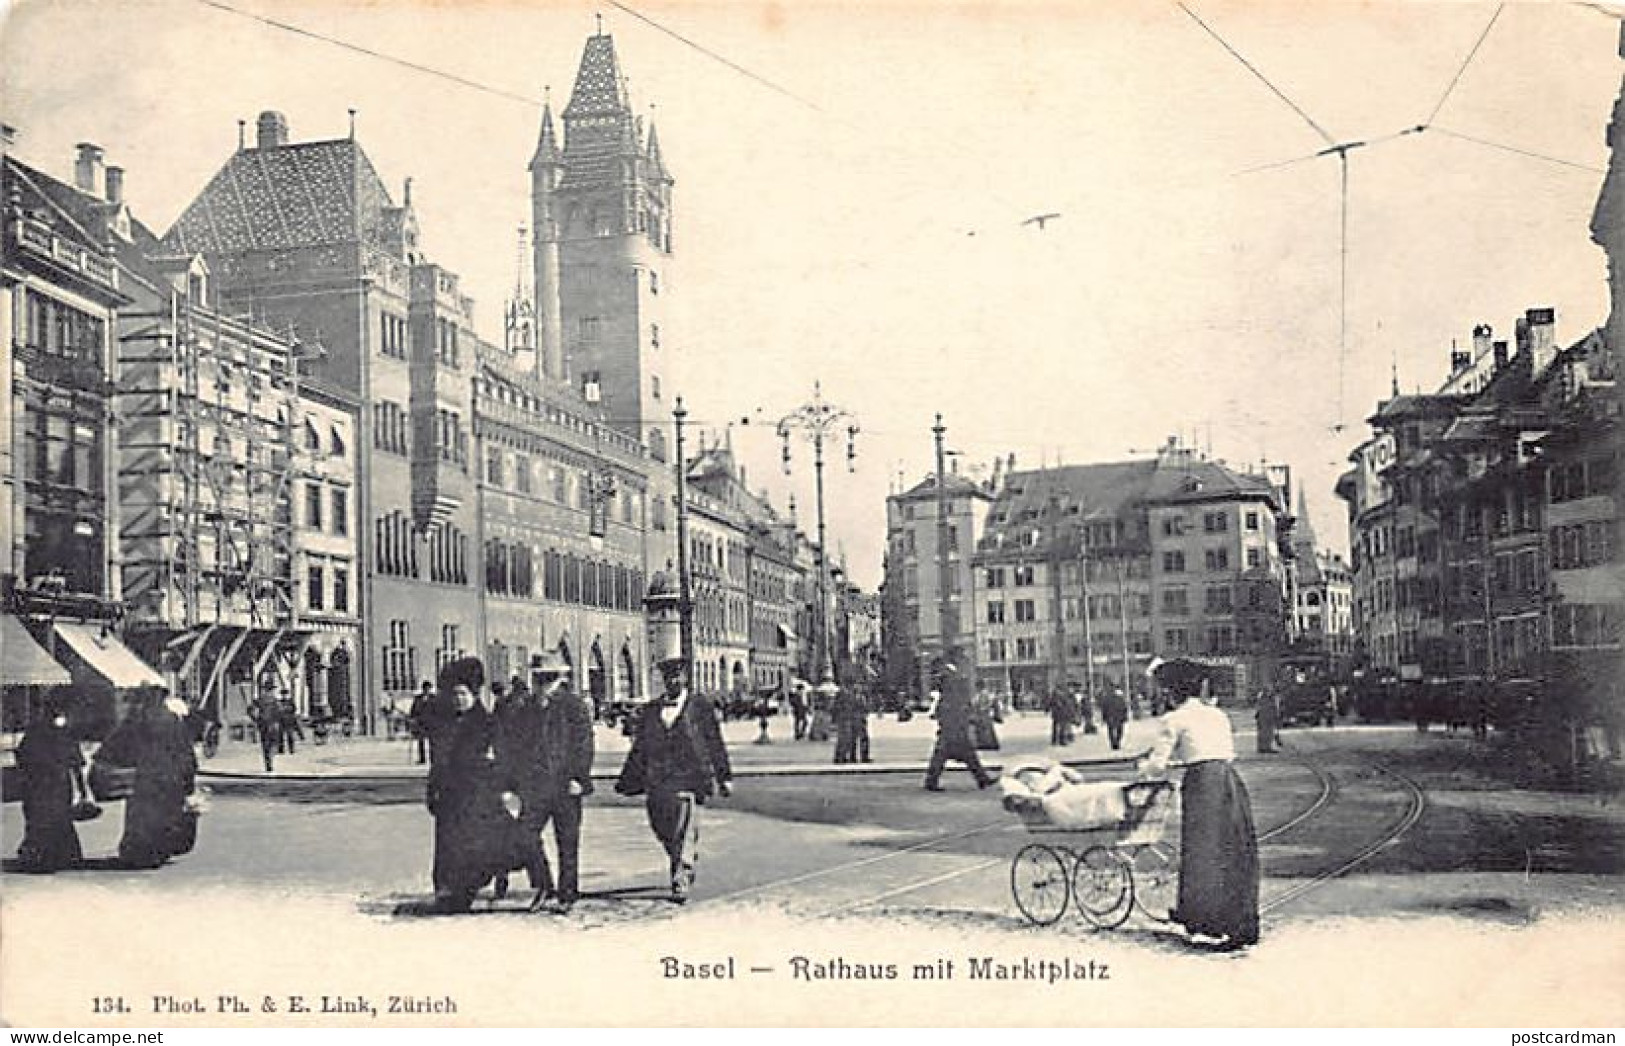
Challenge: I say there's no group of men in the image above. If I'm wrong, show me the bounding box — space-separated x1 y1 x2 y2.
1042 685 1132 751
422 652 733 910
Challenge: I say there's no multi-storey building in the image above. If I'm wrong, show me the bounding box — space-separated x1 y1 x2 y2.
474 351 655 711
3 141 164 736
972 443 1290 704
883 469 995 694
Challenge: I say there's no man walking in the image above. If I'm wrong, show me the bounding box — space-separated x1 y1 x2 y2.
1099 687 1130 751
616 656 733 903
923 660 995 791
496 655 595 912
250 688 281 772
407 680 436 765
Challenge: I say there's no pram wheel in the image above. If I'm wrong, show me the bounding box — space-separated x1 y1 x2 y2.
1073 846 1133 929
1011 844 1070 926
1131 843 1177 923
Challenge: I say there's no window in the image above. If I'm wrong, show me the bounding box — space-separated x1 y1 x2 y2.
1203 511 1229 533
308 563 325 611
331 488 348 536
987 639 1007 662
1205 585 1232 614
1162 551 1186 573
1162 589 1189 616
515 454 532 495
1013 565 1035 586
333 567 350 613
1014 599 1036 623
651 374 661 400
650 323 661 349
987 601 1006 624
486 447 504 486
1204 548 1230 572
1164 628 1188 653
1247 548 1262 568
579 316 601 344
1015 637 1039 660
305 483 323 529
1245 511 1260 531
650 271 660 295
985 567 1005 589
1162 516 1186 537
1205 625 1233 653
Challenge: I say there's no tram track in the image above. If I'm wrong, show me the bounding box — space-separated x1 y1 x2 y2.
1259 760 1428 916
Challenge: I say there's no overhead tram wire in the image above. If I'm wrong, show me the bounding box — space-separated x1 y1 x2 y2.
195 0 541 107
1184 1 1510 435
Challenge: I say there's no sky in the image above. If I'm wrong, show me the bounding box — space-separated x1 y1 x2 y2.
3 0 1621 589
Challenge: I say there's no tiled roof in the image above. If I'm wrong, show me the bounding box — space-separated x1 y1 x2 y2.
164 139 396 255
563 35 630 119
559 34 638 192
5 157 111 253
1145 457 1276 505
980 461 1155 549
897 473 992 501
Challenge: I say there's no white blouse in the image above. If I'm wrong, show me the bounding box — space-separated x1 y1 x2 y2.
1142 698 1236 772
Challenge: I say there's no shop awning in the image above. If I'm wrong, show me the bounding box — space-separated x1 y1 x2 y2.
53 622 166 690
1 615 71 687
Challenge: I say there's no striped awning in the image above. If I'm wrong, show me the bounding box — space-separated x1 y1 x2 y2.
1 615 71 687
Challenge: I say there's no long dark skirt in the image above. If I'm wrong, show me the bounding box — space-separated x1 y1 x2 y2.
1174 760 1260 945
16 731 83 872
432 777 541 909
120 774 193 869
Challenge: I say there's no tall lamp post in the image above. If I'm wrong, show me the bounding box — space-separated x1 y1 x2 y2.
673 397 695 690
777 382 858 684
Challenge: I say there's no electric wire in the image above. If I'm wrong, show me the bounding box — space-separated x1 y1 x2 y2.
1430 126 1606 174
196 0 541 107
1175 2 1336 147
1424 4 1505 127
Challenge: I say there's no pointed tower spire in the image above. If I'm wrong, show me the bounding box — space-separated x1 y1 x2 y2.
646 116 669 181
531 92 563 171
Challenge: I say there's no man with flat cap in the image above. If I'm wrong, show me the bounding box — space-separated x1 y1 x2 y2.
616 655 733 903
495 652 594 913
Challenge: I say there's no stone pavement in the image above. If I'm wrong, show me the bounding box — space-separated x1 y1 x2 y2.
197 710 1157 782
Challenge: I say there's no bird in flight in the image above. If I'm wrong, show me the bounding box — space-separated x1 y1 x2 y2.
1022 212 1062 231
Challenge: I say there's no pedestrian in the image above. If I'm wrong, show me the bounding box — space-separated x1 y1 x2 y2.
923 660 995 791
1254 689 1281 754
788 682 810 741
1046 687 1074 746
1141 658 1260 951
426 657 546 914
495 654 594 913
615 656 733 903
407 680 436 765
14 695 86 873
1075 683 1098 736
1099 686 1129 751
829 681 858 763
96 688 201 870
853 688 872 763
277 694 304 755
972 688 1001 751
250 688 281 772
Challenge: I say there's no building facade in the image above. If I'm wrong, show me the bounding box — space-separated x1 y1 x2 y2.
972 443 1291 704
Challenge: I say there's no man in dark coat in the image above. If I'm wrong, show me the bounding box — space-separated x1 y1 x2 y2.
250 689 281 772
923 661 995 791
616 656 733 903
1046 687 1075 746
407 680 437 765
1099 687 1130 751
496 654 594 912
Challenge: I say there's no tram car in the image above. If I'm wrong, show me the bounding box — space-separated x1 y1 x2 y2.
1276 653 1338 727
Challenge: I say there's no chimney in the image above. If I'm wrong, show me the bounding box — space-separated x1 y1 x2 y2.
1472 323 1493 361
0 124 15 160
1449 339 1471 375
74 142 104 197
104 166 124 205
256 111 289 150
1525 307 1557 372
1493 340 1510 371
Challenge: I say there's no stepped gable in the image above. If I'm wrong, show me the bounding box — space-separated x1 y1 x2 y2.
164 136 396 255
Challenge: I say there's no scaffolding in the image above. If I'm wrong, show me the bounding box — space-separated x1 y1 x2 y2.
117 281 304 726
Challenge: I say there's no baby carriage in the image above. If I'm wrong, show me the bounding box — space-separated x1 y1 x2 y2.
1001 764 1179 929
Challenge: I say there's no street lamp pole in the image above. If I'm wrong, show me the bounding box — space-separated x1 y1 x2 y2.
673 397 694 690
934 415 952 667
778 382 858 685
